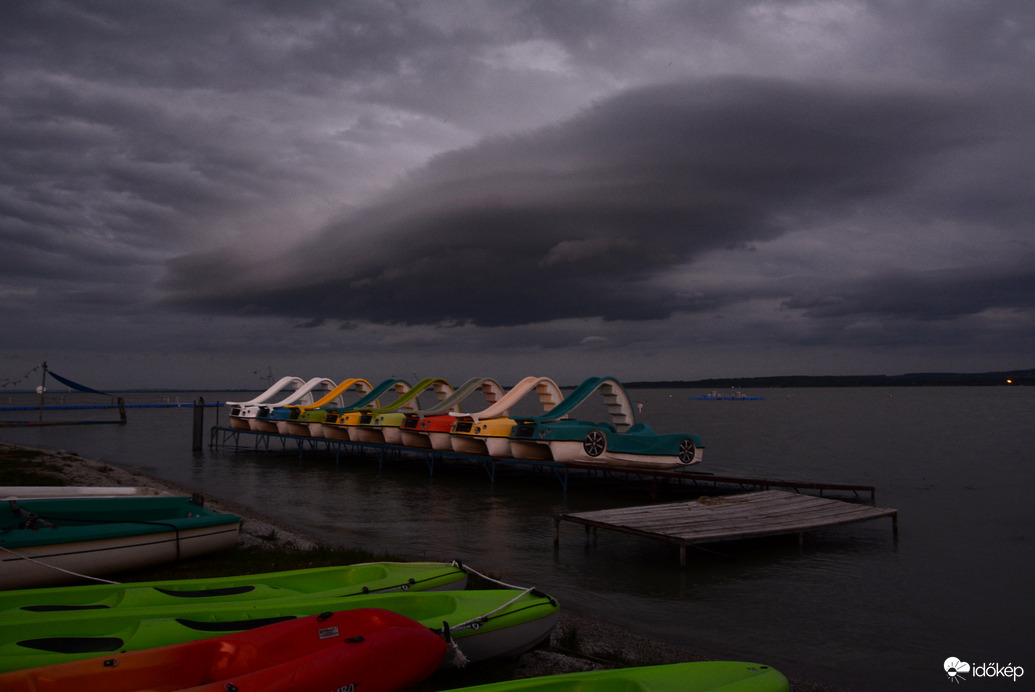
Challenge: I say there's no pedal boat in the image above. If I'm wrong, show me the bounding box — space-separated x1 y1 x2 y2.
394 377 507 450
507 377 704 469
350 378 454 445
448 377 564 458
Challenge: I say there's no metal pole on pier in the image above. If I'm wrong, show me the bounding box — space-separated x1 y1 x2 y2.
192 397 205 451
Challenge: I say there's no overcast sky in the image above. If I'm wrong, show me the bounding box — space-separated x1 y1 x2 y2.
2 0 1033 390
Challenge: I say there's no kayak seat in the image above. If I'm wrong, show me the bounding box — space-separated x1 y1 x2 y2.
20 604 110 612
155 585 256 598
18 636 124 654
176 615 295 632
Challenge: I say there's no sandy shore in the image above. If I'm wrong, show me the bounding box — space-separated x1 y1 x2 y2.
2 442 834 690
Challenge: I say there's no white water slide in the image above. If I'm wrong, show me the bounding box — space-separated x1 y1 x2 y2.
226 376 308 407
226 377 338 432
246 377 338 432
449 376 565 421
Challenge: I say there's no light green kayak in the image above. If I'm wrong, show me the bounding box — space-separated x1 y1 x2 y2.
443 661 789 692
0 561 467 618
0 587 559 672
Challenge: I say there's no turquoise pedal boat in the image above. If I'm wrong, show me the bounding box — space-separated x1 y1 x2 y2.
0 561 467 618
0 587 560 672
443 661 789 692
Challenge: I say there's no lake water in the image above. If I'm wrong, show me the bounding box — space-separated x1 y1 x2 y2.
2 386 1032 690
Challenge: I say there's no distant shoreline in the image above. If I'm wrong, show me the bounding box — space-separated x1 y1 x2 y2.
628 368 1034 389
3 368 1031 394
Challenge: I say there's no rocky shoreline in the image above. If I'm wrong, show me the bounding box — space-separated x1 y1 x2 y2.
1 442 835 691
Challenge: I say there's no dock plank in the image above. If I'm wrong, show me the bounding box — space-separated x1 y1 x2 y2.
555 490 898 565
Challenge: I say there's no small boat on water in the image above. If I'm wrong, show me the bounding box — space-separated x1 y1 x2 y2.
0 608 447 692
441 660 789 692
0 496 241 589
508 377 704 469
0 561 468 617
0 587 559 671
690 390 764 400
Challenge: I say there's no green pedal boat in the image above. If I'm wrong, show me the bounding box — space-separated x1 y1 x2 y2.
0 587 560 672
0 561 468 617
444 661 789 692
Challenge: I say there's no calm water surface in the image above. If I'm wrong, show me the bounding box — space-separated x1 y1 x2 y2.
2 386 1032 690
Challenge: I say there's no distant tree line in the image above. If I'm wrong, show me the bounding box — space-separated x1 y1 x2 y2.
627 369 1035 389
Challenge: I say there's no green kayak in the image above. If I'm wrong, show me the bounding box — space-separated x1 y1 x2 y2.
443 661 789 692
0 587 559 672
0 561 467 618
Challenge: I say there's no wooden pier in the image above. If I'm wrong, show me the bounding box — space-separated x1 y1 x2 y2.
209 426 879 500
555 489 898 566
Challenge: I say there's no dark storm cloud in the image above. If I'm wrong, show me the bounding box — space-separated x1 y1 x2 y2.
3 0 1035 386
162 76 1019 328
784 264 1035 321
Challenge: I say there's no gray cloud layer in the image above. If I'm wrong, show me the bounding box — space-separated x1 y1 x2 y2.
2 1 1033 387
163 78 1034 328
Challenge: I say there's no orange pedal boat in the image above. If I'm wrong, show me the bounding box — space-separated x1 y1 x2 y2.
0 608 446 692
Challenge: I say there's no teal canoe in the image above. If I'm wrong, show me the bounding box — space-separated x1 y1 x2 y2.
0 496 241 589
0 587 559 672
0 561 468 618
443 661 789 692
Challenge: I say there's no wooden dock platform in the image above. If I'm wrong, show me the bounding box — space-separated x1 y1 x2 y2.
209 426 877 499
555 489 898 566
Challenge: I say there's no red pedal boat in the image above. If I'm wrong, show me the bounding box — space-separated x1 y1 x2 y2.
0 608 446 692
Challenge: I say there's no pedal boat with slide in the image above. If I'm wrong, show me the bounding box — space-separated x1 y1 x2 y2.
394 377 507 450
345 377 455 445
310 378 411 440
507 377 704 469
264 377 374 436
447 376 565 458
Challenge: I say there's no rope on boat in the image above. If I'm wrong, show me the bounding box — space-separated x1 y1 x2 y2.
0 544 121 584
451 559 530 590
440 621 470 668
444 559 545 642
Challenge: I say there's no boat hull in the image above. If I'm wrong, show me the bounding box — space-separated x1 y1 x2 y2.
0 525 240 590
0 487 167 500
450 418 517 458
0 496 241 589
547 440 705 469
439 660 789 692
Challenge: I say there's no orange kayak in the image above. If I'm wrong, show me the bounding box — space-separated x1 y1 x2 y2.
0 608 446 692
